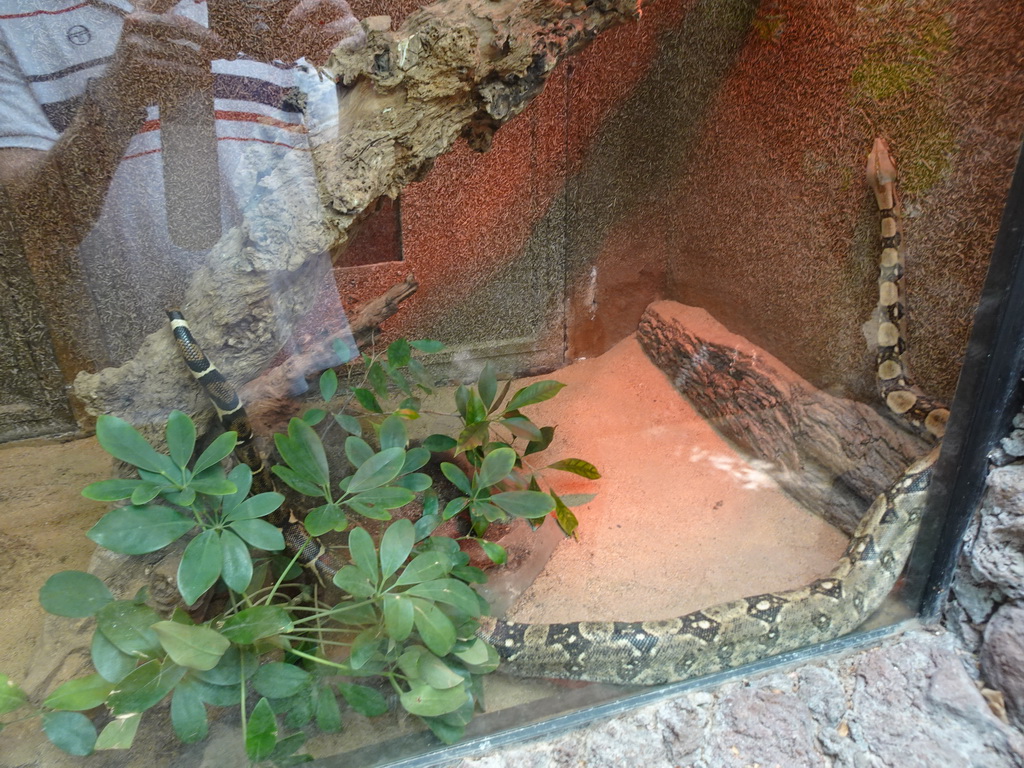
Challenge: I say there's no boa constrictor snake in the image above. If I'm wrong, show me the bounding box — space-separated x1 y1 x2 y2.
169 138 949 687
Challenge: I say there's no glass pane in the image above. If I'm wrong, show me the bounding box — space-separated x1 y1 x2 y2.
0 0 1021 764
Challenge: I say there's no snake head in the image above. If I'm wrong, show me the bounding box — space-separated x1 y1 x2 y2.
866 137 897 210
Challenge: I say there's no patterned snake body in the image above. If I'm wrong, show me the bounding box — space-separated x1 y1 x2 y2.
472 139 949 684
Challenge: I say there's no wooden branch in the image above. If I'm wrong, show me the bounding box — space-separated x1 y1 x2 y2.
637 301 931 534
238 274 419 434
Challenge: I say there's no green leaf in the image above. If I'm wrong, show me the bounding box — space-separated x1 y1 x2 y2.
347 526 378 583
423 715 466 745
353 387 383 413
246 697 278 763
87 505 194 555
192 430 237 475
96 601 161 657
44 674 114 711
0 675 27 715
525 425 556 456
506 380 565 411
171 683 209 743
479 540 506 565
41 710 97 756
440 462 471 495
422 433 457 452
220 529 254 593
344 435 375 469
453 637 500 671
337 682 389 717
166 410 197 469
347 447 406 494
332 565 376 598
107 659 185 715
349 629 384 670
415 651 464 690
399 681 469 717
414 512 441 542
405 579 483 616
349 486 416 514
153 621 230 671
189 475 237 496
409 598 456 656
451 564 487 584
456 421 489 452
394 552 450 586
315 686 343 733
396 472 432 492
559 492 598 507
409 339 445 354
39 571 113 618
547 458 601 479
269 731 308 762
275 418 330 488
253 663 311 699
442 497 469 521
190 678 242 706
499 415 543 443
95 712 141 751
224 492 285 522
319 367 339 402
129 482 163 505
380 518 414 580
91 631 136 683
220 605 294 644
177 529 223 606
490 491 556 519
379 413 408 451
305 503 346 536
553 492 580 538
195 645 258 686
477 447 516 488
382 594 414 641
367 360 389 398
271 465 325 498
229 518 285 552
95 415 172 475
301 409 325 428
387 337 412 368
335 412 362 436
164 487 196 507
82 478 143 502
477 363 497 410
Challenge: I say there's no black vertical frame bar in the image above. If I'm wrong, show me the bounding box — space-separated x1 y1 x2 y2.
907 137 1024 618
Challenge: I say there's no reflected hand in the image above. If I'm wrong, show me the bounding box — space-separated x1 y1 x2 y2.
100 0 228 114
278 0 366 66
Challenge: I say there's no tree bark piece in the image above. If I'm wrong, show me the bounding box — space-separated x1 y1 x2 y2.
638 301 931 534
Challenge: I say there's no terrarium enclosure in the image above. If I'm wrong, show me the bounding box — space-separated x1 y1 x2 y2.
1 0 1023 765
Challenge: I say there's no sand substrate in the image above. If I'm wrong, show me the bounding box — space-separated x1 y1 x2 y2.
499 334 848 625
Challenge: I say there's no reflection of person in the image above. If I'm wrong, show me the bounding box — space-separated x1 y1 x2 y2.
0 0 365 364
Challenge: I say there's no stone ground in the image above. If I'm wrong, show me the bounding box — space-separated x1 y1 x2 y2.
448 627 1024 768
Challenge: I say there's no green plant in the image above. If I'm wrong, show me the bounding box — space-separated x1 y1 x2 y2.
0 338 597 764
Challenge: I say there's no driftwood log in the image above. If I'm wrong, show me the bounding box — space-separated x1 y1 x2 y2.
637 301 931 534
